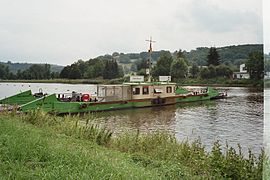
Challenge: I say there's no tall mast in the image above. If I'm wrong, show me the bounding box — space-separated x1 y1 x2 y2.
145 36 156 82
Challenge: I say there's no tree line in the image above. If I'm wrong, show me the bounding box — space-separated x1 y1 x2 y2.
0 46 264 81
0 64 58 80
134 47 263 81
59 58 123 79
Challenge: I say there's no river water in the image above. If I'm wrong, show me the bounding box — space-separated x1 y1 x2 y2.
0 82 264 155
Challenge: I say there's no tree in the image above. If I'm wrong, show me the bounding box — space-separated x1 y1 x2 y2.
69 65 82 79
170 58 188 80
44 64 51 79
200 67 211 79
207 47 220 66
176 49 189 65
119 54 131 64
51 72 59 79
208 65 216 78
152 51 173 77
246 51 264 79
190 63 200 78
135 59 148 75
0 64 11 79
60 65 72 78
112 52 119 57
103 60 120 79
216 64 233 78
130 63 137 72
176 49 185 59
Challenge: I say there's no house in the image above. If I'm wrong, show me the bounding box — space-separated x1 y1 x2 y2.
233 64 250 79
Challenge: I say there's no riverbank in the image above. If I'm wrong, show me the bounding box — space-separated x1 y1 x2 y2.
177 78 264 87
0 78 263 87
0 111 268 179
0 78 124 85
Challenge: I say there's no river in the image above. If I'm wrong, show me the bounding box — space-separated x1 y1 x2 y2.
0 82 264 156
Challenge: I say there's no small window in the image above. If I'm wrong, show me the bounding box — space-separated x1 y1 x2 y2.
133 87 140 95
167 86 172 93
154 88 162 94
143 86 149 95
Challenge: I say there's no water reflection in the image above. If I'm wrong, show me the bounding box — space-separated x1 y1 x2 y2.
92 87 263 156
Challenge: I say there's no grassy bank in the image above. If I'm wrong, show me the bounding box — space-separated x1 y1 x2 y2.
0 111 269 179
0 78 124 85
177 78 264 87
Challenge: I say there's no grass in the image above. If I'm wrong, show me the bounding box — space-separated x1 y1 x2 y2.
0 113 162 179
0 111 268 179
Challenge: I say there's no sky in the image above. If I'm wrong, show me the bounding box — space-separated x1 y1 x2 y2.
264 0 270 54
0 0 265 65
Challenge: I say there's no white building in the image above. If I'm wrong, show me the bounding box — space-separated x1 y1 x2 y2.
233 64 250 79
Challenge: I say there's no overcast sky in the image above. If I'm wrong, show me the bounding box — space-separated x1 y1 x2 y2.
0 0 266 65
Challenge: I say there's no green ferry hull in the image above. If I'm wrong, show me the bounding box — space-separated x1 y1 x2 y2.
19 87 221 114
0 90 37 105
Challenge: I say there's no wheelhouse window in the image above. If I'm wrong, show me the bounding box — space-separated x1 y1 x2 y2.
154 88 162 94
143 86 149 95
166 86 172 93
133 87 140 95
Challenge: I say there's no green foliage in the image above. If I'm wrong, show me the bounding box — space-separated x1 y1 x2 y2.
16 64 52 80
0 64 12 79
112 130 264 179
170 58 188 80
199 65 233 79
0 113 266 179
189 63 200 78
21 110 112 146
200 67 211 79
152 51 173 77
246 51 264 80
59 58 122 80
216 64 233 78
0 114 160 179
208 65 216 78
0 61 63 74
207 47 220 66
103 59 120 79
135 59 148 72
118 54 131 64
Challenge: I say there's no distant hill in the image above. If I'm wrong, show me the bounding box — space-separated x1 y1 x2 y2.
91 44 264 74
0 62 64 73
185 44 263 66
98 44 263 69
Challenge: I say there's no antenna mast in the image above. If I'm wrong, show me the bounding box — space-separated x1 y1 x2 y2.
145 36 156 82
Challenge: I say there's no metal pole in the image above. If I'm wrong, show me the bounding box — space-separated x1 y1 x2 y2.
145 37 156 83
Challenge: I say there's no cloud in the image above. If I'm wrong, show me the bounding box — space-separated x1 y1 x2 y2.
0 0 264 65
188 0 262 36
264 0 270 53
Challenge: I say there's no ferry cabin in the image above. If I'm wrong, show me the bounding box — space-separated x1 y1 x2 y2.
127 82 176 100
96 82 177 103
